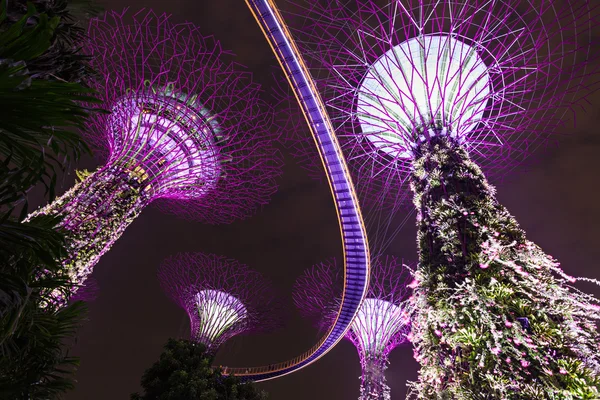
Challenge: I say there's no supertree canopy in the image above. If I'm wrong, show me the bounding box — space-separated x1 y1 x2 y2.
294 256 411 400
26 9 281 299
158 252 276 354
282 0 600 397
287 0 596 207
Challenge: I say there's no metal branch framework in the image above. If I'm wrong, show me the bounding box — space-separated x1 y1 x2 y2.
284 0 597 209
158 252 276 354
27 9 281 298
294 256 412 400
86 8 281 222
277 0 599 396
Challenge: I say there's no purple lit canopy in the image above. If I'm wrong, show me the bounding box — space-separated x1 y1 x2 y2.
86 8 282 223
27 9 282 298
158 252 277 354
285 0 596 208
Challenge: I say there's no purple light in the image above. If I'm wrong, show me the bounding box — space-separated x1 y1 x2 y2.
294 256 412 400
356 35 491 159
105 91 222 200
192 290 247 344
86 8 282 220
350 298 408 358
158 252 277 354
26 9 281 300
285 0 595 208
281 1 599 394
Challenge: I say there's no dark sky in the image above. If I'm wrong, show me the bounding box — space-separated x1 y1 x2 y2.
61 1 600 399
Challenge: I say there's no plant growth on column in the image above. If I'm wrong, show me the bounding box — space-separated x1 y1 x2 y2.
27 9 281 302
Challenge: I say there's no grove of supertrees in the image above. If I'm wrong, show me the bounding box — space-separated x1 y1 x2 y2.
158 252 277 355
26 9 281 301
294 256 411 400
284 0 600 397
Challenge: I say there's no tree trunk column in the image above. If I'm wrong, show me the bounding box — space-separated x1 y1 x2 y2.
359 355 390 400
27 165 150 296
407 137 600 398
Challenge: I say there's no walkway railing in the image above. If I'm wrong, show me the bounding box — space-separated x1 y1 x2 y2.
220 0 370 382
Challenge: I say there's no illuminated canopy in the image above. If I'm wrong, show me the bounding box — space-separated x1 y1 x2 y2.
159 252 276 354
351 298 408 356
357 34 490 159
109 89 222 200
193 289 247 343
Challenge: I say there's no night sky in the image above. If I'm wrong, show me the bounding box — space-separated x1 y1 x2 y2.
58 1 600 399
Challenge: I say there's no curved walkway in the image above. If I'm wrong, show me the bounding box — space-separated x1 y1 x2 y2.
221 0 370 382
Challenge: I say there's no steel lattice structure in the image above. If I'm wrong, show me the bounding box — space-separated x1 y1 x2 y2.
294 256 411 400
284 0 596 209
26 9 281 299
158 252 276 354
279 1 600 396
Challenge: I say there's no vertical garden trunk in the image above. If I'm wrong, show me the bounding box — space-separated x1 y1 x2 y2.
408 137 600 399
359 355 389 400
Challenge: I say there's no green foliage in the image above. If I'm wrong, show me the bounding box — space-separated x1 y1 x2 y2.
0 1 102 209
0 211 87 399
131 339 268 400
75 168 92 182
408 138 600 399
0 59 97 204
0 150 86 398
0 0 102 398
0 3 58 60
1 0 102 83
27 167 147 288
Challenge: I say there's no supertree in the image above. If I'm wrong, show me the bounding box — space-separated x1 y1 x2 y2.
26 9 281 300
282 0 600 397
294 256 411 400
158 252 276 354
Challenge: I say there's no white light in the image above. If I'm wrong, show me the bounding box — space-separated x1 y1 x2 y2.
351 298 407 354
357 34 491 158
194 289 247 342
108 94 222 199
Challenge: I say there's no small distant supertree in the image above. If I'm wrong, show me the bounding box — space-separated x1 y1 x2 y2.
26 9 281 300
158 252 276 354
285 0 600 397
294 256 411 400
288 0 596 209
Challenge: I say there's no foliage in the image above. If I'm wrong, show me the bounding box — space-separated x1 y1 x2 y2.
131 338 268 400
1 0 101 84
0 0 101 398
0 210 88 399
407 138 600 399
0 59 97 206
0 1 102 210
27 166 147 291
